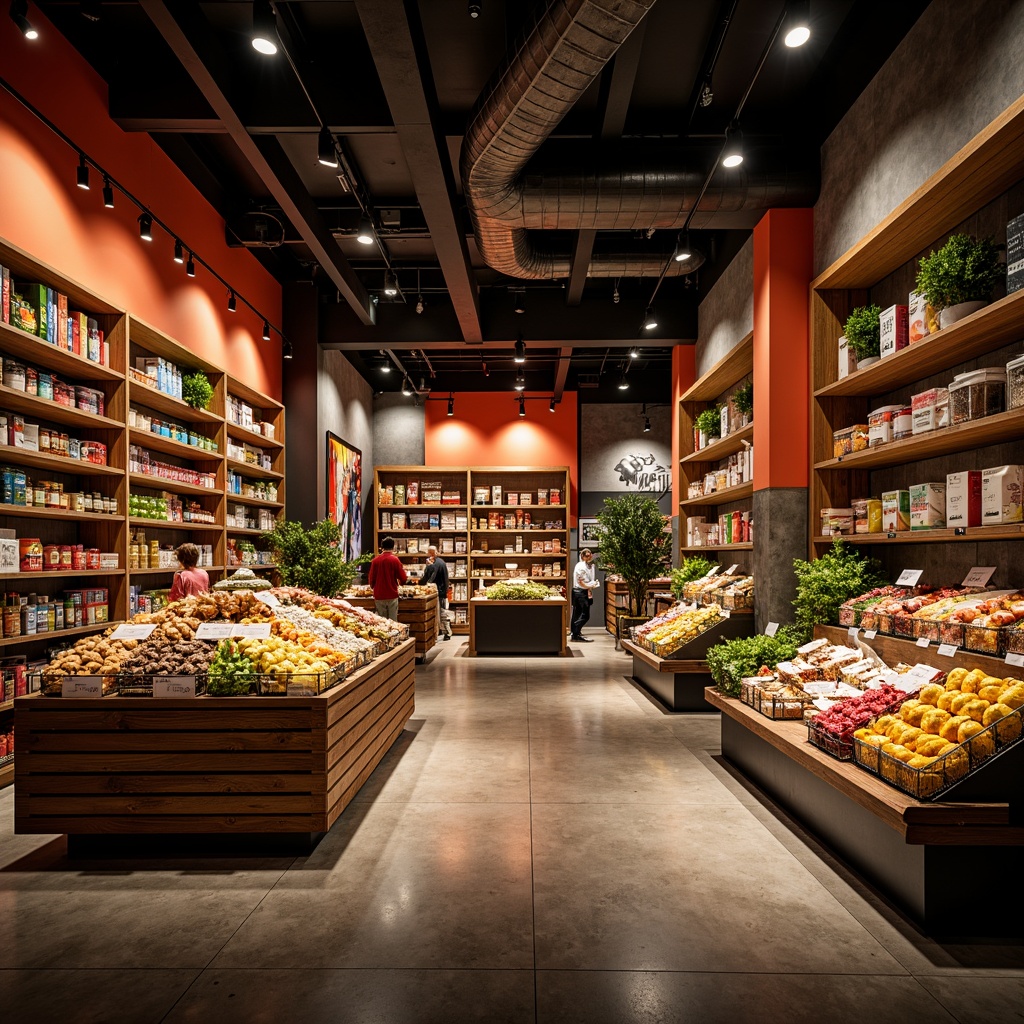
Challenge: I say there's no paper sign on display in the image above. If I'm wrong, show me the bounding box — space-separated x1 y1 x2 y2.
848 627 859 640
195 623 235 640
962 566 997 588
764 622 780 636
893 674 924 693
937 644 958 658
863 629 877 639
286 681 319 697
232 623 272 639
1006 653 1024 669
62 676 104 698
109 623 157 641
254 591 280 607
152 676 197 698
896 569 924 587
812 697 832 711
916 636 931 648
724 564 739 575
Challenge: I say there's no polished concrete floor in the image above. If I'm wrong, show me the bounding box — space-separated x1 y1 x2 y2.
2 628 1023 1023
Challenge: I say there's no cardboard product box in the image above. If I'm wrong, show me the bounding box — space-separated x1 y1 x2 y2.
1007 211 1024 295
536 488 548 505
946 471 982 529
85 602 109 625
879 304 909 358
549 488 562 505
491 485 502 505
0 528 18 572
99 552 120 570
442 490 462 504
868 405 902 447
838 335 857 378
505 491 518 506
380 512 392 531
910 482 946 530
908 290 938 343
520 493 532 505
394 483 406 505
911 387 948 434
15 421 39 452
421 481 442 504
981 465 1024 525
391 511 407 529
881 490 911 532
406 481 419 504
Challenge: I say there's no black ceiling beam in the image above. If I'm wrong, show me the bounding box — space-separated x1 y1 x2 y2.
139 0 373 325
553 346 572 401
354 0 482 344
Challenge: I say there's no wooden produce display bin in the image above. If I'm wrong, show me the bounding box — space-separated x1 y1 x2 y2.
468 598 569 656
14 639 416 849
604 579 671 637
345 594 438 660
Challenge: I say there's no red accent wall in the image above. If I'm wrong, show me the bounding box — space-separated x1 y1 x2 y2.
424 391 579 521
753 208 813 489
671 344 696 510
0 12 282 399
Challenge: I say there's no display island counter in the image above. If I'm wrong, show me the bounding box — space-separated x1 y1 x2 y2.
468 597 569 656
14 638 416 854
343 593 438 660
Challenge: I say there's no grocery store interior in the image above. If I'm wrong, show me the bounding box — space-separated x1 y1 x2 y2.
2 0 1024 1021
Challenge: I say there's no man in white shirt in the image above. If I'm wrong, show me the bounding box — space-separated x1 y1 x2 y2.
570 547 600 642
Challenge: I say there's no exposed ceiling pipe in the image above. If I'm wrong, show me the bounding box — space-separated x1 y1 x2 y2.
461 0 819 281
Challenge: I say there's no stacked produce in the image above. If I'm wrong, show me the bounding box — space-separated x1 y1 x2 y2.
682 574 750 605
213 566 273 592
344 583 436 600
120 637 216 684
707 630 801 698
910 590 1024 647
633 603 723 656
478 580 560 600
269 587 408 646
40 634 145 694
852 668 1024 797
807 682 916 758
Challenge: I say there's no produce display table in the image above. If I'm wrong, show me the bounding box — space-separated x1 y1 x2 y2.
345 594 438 660
706 685 1024 937
604 579 671 637
468 598 568 656
13 639 416 851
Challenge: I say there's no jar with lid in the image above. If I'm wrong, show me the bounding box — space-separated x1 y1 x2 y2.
46 481 61 508
83 492 94 512
1007 353 1024 411
39 427 51 452
33 479 45 506
2 602 20 638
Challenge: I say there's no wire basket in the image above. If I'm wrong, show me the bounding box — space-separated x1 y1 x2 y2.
32 672 119 697
116 673 209 697
806 719 856 760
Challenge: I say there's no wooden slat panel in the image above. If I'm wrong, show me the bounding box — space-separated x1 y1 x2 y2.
22 731 313 753
16 709 315 732
326 665 414 753
17 752 314 773
16 815 315 834
18 774 316 795
327 675 414 778
23 794 314 816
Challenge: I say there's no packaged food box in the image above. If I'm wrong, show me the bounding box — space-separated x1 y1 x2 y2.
832 424 868 458
982 465 1024 525
868 405 902 447
820 507 854 536
1008 353 1024 411
879 304 908 358
881 490 910 532
838 335 857 378
946 471 982 529
948 367 1006 425
910 482 945 530
908 289 937 343
893 406 914 440
911 387 948 434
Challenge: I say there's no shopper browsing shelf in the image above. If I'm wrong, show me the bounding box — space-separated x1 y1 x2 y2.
570 547 600 642
422 545 452 640
168 542 210 602
368 536 407 621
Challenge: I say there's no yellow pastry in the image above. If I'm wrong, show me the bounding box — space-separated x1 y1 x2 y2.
881 742 916 763
936 690 959 712
915 735 951 757
918 683 944 706
978 684 1003 704
959 719 995 759
961 669 986 694
980 675 1004 692
982 703 1022 743
945 667 968 691
902 704 930 727
897 700 921 719
907 754 937 769
957 719 984 742
999 683 1024 711
874 714 897 733
963 698 991 723
940 715 971 743
920 708 951 734
950 692 977 715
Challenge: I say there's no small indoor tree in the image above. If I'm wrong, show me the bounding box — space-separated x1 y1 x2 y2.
595 494 671 617
262 519 370 596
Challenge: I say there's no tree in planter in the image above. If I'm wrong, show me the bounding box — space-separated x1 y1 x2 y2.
914 233 1002 312
733 379 753 420
182 371 214 410
262 518 371 597
843 304 881 363
694 405 722 441
595 494 671 617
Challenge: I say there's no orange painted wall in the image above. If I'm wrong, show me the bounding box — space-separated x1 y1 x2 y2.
0 12 282 399
753 208 813 489
424 391 579 521
671 344 696 509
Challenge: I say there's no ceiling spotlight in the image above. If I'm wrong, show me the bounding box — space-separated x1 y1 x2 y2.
228 291 237 313
447 393 454 417
468 0 481 17
513 292 525 314
722 124 744 168
262 319 271 341
102 176 114 208
549 398 556 413
383 270 398 297
618 374 630 391
518 395 526 418
415 295 425 315
173 239 184 264
356 214 374 244
317 126 339 168
629 347 639 359
612 281 620 304
186 253 196 278
11 0 38 39
76 154 90 190
138 212 153 241
80 1 101 22
699 75 713 108
642 308 658 331
402 377 413 397
282 338 293 360
379 353 392 373
514 372 526 392
251 0 278 55
784 0 811 47
644 416 651 433
514 335 526 364
673 232 692 262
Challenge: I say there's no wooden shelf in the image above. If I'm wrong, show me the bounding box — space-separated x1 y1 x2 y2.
470 504 565 511
679 480 753 508
128 427 221 462
381 503 467 511
0 383 121 431
471 528 565 534
225 421 283 450
0 759 13 789
225 526 269 537
128 517 221 532
382 529 465 535
680 422 754 464
128 564 227 575
679 542 754 552
0 321 123 382
813 524 1024 546
224 494 283 509
226 458 283 481
471 575 566 581
0 447 122 476
0 568 125 581
815 407 1024 471
0 503 122 523
680 332 753 402
129 472 221 497
0 620 125 648
128 382 223 426
472 552 565 558
227 375 284 413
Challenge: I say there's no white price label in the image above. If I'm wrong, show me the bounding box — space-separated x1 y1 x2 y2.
152 675 197 698
893 674 924 693
232 623 272 639
962 566 996 588
702 566 721 578
725 564 739 575
863 629 877 639
254 591 280 607
896 569 924 587
1005 652 1024 668
848 627 860 639
286 681 318 697
937 644 958 658
764 621 780 637
812 697 832 711
109 623 157 641
62 676 104 698
195 622 235 640
722 610 731 619
916 636 931 648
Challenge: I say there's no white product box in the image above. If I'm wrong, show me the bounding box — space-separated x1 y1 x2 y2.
911 387 948 434
14 421 38 452
868 405 902 447
0 529 18 572
981 465 1024 525
908 290 934 343
945 471 982 529
686 516 706 546
838 335 857 378
910 482 945 530
99 552 120 570
879 304 909 358
881 490 910 532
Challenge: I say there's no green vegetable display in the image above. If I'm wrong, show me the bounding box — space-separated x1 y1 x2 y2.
670 556 718 599
206 640 257 696
706 629 802 697
482 581 559 601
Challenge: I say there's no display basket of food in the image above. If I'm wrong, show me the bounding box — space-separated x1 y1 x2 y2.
721 578 754 610
739 676 771 708
117 672 209 697
256 663 350 696
34 672 120 697
804 683 913 761
1005 620 1024 656
757 687 812 721
630 604 724 657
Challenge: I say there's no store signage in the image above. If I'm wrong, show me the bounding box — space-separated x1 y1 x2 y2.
286 681 318 697
152 676 197 698
109 623 157 641
915 636 931 648
848 627 859 640
1006 653 1024 668
863 630 877 639
195 623 235 640
896 569 923 586
724 564 739 575
254 591 280 607
232 623 272 639
937 644 958 658
764 622 780 636
812 697 832 711
962 566 996 588
62 676 103 698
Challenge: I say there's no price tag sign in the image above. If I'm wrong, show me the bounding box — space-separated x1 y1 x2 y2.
896 569 924 587
847 627 860 640
62 676 103 698
937 644 958 658
722 609 731 619
893 674 924 693
286 680 318 697
725 564 739 575
109 623 157 641
916 636 931 648
254 591 280 608
195 622 235 640
863 629 877 639
764 621 780 637
1006 653 1024 669
702 566 721 578
962 566 996 589
152 675 197 698
232 623 272 639
812 697 832 711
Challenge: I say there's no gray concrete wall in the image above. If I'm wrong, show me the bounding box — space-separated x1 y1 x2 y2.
372 394 425 468
580 403 672 495
695 237 753 378
816 0 1024 275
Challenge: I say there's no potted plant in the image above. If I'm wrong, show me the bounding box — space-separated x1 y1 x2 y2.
694 406 722 448
669 555 718 600
733 379 753 424
262 518 370 596
914 233 1003 329
182 370 214 410
843 304 881 368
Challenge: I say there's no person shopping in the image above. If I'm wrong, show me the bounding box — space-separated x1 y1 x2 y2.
168 542 210 602
368 536 407 621
570 546 600 642
422 545 452 640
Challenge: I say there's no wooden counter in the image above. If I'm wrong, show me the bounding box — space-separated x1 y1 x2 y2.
345 594 438 660
14 639 416 848
468 598 568 656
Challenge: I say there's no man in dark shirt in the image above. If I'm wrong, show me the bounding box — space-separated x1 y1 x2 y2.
422 545 452 640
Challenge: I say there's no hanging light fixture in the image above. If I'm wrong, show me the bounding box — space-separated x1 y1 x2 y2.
383 270 398 297
549 398 556 413
617 374 630 391
262 319 271 341
722 124 744 168
228 291 237 313
356 214 374 244
514 371 526 392
251 0 278 55
415 295 425 314
514 335 526 364
76 154 90 190
642 308 658 331
173 239 185 264
138 212 153 241
402 377 414 397
317 126 339 168
282 338 293 360
784 0 811 47
468 0 481 18
673 232 692 262
518 395 526 418
10 0 38 39
612 279 620 304
513 291 525 315
186 252 196 278
447 393 454 417
102 176 114 208
629 347 639 359
644 416 651 432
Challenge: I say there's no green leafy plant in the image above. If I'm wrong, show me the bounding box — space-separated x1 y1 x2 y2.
483 581 559 600
182 371 214 410
914 233 1002 310
791 538 885 642
733 379 753 417
670 556 718 599
843 304 881 361
262 519 371 597
596 494 671 616
694 406 722 440
706 629 803 697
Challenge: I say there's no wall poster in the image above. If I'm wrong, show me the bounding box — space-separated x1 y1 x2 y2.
326 432 362 561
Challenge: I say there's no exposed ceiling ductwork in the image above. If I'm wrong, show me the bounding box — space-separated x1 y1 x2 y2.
461 0 820 281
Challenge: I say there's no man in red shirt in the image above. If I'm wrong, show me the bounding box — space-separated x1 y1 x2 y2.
368 536 407 621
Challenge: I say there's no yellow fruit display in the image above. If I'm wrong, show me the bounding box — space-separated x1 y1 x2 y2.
918 683 944 706
920 708 951 735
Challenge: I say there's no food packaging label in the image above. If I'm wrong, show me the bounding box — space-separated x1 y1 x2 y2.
911 387 948 434
908 290 937 343
62 676 104 698
881 490 910 532
910 482 945 530
152 676 197 698
868 405 902 447
981 465 1024 525
945 471 982 528
1008 211 1024 295
879 304 909 358
837 335 857 378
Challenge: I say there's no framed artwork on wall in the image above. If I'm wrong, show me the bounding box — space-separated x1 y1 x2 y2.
578 517 602 548
326 432 362 561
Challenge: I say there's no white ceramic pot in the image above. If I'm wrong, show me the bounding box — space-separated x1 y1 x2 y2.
939 300 986 330
857 355 880 369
